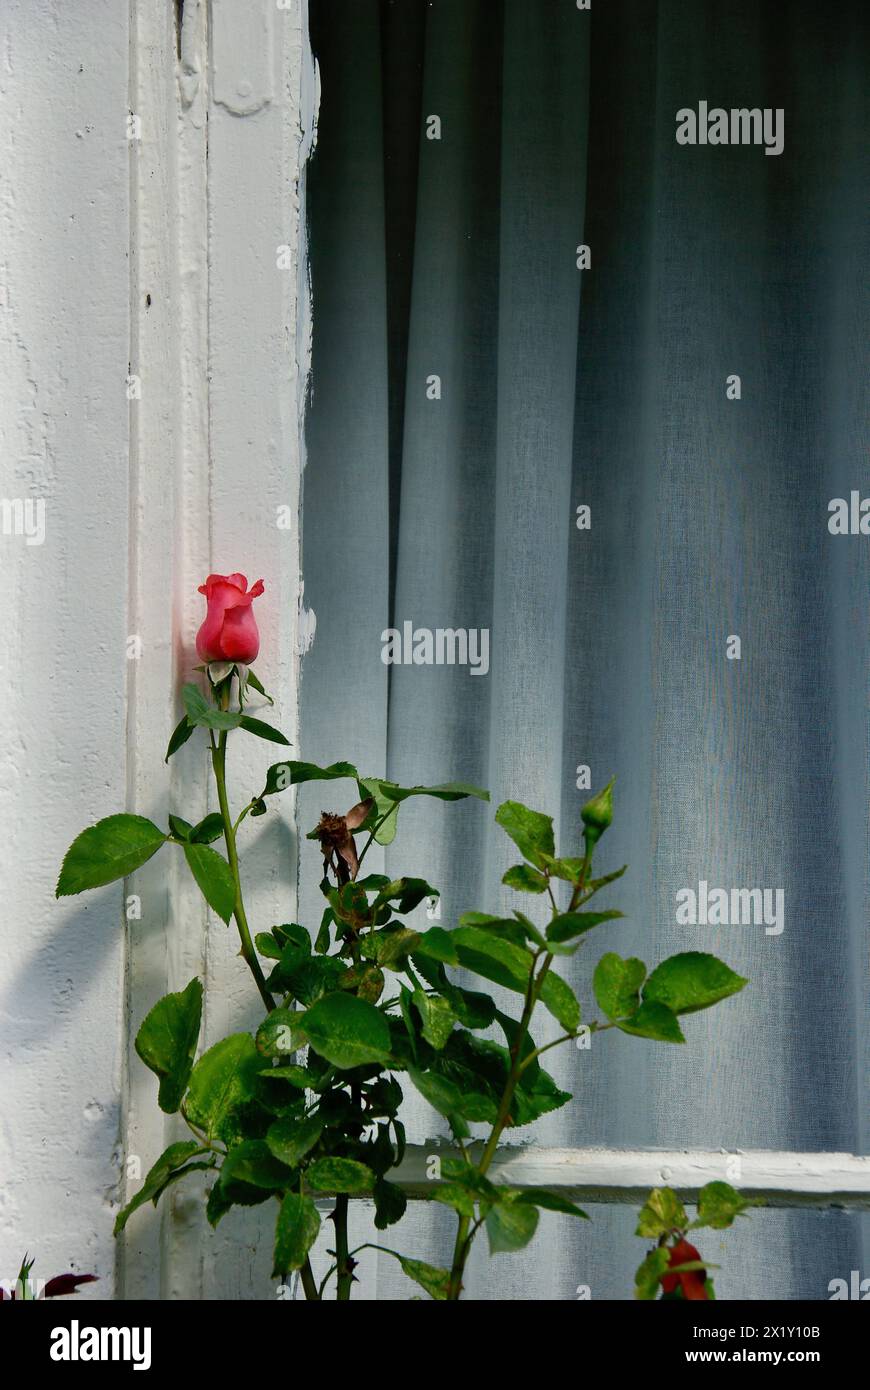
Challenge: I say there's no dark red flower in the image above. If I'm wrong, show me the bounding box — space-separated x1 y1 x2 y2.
43 1273 99 1298
661 1238 709 1301
312 798 374 885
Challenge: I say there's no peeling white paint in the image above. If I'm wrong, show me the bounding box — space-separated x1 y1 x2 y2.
296 586 317 654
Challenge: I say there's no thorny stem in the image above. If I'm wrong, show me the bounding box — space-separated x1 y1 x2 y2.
334 1194 353 1300
211 728 275 1012
447 852 596 1300
299 1259 320 1302
207 680 323 1297
515 1020 614 1079
330 923 366 1300
446 954 550 1300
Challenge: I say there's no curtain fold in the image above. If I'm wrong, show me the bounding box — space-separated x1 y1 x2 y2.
302 0 870 1298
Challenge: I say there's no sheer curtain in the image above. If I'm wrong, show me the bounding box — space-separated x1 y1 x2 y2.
300 0 870 1298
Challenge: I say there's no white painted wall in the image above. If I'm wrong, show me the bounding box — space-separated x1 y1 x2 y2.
0 0 132 1296
0 0 314 1299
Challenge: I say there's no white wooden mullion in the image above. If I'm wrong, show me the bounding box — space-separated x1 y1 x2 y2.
390 1145 870 1210
121 0 315 1299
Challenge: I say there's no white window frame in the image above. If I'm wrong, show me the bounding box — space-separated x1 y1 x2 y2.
393 1146 870 1212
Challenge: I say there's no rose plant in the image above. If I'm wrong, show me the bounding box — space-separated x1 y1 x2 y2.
57 574 749 1300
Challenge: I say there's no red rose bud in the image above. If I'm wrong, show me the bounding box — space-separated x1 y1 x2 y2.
196 573 264 664
660 1239 709 1301
581 777 614 845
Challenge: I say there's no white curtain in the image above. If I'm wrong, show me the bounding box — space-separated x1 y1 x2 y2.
300 0 870 1298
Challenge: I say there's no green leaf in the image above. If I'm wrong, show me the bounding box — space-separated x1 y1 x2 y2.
433 1183 477 1220
411 954 495 1030
538 972 580 1032
365 1074 403 1118
513 1189 588 1219
412 990 456 1050
617 1000 685 1043
356 873 392 890
114 1141 211 1235
134 978 202 1113
257 1063 314 1088
57 814 167 896
266 1114 324 1168
314 908 333 955
502 864 549 893
643 952 748 1015
494 801 555 868
182 842 236 924
373 1178 407 1230
593 953 646 1020
270 759 359 790
485 1193 540 1254
205 1181 234 1227
636 1187 689 1238
361 927 420 971
372 877 437 915
184 1033 259 1142
356 777 402 845
182 683 242 731
307 1157 374 1194
396 1256 451 1301
245 668 274 705
220 1139 294 1191
408 1066 467 1123
301 992 392 1069
256 1009 303 1059
189 813 225 844
374 802 400 844
238 714 291 745
337 962 383 1004
547 909 623 943
409 927 460 966
426 1031 571 1128
273 1192 320 1275
452 925 534 992
260 761 294 797
255 932 283 960
459 911 529 948
515 1064 573 1124
634 1246 671 1300
165 715 195 762
585 864 628 892
540 855 584 883
692 1181 749 1231
271 955 347 1007
376 781 489 804
512 911 549 949
272 922 311 957
452 927 580 1031
495 1010 541 1080
168 814 193 840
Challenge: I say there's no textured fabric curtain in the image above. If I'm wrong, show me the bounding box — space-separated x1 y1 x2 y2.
301 0 869 1299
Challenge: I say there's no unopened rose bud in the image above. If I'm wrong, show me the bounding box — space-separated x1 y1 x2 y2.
581 777 614 845
196 573 264 664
